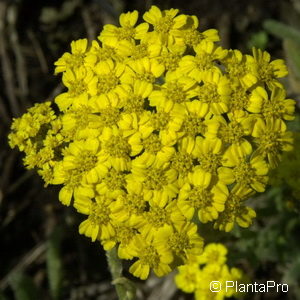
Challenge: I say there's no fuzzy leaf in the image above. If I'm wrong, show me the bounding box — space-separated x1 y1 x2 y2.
47 227 64 300
263 19 300 44
9 273 38 300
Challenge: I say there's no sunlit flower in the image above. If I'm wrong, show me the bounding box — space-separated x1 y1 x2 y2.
99 10 149 46
8 5 295 283
54 39 88 74
143 6 188 45
129 234 173 279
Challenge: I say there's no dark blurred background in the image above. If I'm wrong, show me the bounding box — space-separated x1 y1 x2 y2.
1 0 300 299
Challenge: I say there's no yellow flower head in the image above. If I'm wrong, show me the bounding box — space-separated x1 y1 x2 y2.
175 243 245 300
54 39 88 74
143 6 188 45
197 243 227 265
99 10 149 46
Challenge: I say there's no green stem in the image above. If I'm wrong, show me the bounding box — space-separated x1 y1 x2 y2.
106 247 136 300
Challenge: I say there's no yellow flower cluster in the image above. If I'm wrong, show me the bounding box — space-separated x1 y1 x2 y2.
9 6 295 280
8 102 63 182
175 243 245 300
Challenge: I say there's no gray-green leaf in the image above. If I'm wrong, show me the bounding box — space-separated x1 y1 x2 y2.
47 227 64 300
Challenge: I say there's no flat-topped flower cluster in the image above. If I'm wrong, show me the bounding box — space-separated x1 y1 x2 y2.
9 6 295 280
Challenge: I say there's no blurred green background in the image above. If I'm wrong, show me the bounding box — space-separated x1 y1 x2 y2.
0 0 300 299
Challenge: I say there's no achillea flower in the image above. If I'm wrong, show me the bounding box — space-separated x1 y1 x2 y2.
54 39 88 74
175 243 246 300
8 5 295 281
142 6 188 45
99 10 149 46
248 86 295 120
250 48 288 88
129 233 173 279
76 195 116 241
214 185 256 232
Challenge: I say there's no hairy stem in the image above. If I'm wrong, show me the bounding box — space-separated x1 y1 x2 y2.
106 247 136 300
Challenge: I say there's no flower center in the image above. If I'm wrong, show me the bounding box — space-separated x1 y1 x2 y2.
116 225 136 245
66 53 85 70
158 53 180 71
219 194 241 223
171 152 194 176
140 246 160 268
99 107 120 127
122 193 146 214
97 74 119 94
151 112 170 130
169 232 190 255
262 101 284 119
70 105 91 128
189 187 213 209
154 16 174 33
195 53 213 70
205 250 223 264
258 63 274 82
198 153 222 175
143 134 162 153
123 94 145 113
135 72 155 83
131 44 148 60
65 169 82 188
198 83 219 104
116 26 135 40
218 121 244 144
226 62 247 78
144 168 168 190
102 169 126 191
94 46 115 62
255 130 280 155
104 136 131 158
75 150 98 173
165 82 187 103
89 201 111 225
229 87 249 111
146 206 169 228
233 161 255 185
69 80 87 96
184 29 203 47
181 115 205 137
